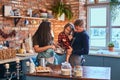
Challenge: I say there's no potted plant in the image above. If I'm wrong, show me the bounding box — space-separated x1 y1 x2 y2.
50 0 73 20
108 42 114 52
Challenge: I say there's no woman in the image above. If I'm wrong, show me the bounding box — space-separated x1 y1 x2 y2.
32 20 58 66
70 19 89 66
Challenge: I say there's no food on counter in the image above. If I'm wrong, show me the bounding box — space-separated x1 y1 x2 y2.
35 66 52 72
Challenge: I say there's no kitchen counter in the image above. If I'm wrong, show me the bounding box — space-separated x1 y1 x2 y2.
84 50 120 80
89 50 120 58
1 50 120 64
0 53 37 64
26 65 111 80
0 53 37 79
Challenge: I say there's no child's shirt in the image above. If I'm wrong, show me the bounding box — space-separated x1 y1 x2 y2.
58 32 71 49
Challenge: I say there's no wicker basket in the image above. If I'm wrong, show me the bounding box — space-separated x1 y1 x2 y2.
0 49 16 60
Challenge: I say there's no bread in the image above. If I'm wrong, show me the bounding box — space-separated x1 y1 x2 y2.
35 66 52 72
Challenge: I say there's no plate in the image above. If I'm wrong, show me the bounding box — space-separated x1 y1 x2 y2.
36 70 52 73
35 66 52 73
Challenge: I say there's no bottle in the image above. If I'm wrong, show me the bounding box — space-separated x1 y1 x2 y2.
19 43 26 54
29 62 35 73
28 33 33 53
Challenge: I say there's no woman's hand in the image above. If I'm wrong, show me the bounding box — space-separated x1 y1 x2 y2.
50 45 56 50
53 42 60 48
34 45 56 53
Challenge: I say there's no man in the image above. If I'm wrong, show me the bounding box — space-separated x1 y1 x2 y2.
70 19 89 66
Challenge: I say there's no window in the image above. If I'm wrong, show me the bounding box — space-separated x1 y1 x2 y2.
87 0 120 50
89 7 107 47
111 9 120 26
111 9 120 49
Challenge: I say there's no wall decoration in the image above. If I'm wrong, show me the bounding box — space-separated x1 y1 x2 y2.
0 29 16 39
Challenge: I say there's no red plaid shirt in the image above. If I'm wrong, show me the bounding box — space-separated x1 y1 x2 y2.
58 32 71 49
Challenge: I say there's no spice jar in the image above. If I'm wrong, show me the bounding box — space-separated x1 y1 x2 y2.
73 65 83 77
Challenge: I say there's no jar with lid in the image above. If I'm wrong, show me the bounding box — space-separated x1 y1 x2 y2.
73 65 83 77
61 62 72 76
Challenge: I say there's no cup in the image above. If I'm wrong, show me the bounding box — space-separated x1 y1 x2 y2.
39 58 46 67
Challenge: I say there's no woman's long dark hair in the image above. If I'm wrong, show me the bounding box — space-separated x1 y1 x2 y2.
32 21 53 47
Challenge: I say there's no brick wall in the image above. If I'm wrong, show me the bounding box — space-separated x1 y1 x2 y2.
0 0 86 48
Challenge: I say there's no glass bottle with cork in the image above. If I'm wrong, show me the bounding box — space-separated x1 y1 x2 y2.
18 41 26 54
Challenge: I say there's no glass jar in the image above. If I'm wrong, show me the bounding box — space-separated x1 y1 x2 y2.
61 62 72 76
73 65 83 77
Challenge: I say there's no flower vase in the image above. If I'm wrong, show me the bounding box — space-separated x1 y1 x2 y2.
58 13 65 21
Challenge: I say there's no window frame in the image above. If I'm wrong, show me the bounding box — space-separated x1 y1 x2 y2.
86 2 114 50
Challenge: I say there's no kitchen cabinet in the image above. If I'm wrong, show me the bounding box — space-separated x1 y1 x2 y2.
104 57 120 80
0 62 24 80
0 54 37 80
83 54 120 80
83 55 103 67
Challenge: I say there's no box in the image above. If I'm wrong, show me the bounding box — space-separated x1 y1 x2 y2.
3 5 12 16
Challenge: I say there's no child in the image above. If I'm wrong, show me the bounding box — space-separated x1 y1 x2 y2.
58 23 74 62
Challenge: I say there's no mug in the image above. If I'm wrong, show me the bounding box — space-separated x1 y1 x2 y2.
39 58 46 67
24 19 29 25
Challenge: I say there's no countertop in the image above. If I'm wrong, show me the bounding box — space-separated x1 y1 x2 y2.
1 49 120 64
0 53 37 64
89 50 120 58
26 65 111 80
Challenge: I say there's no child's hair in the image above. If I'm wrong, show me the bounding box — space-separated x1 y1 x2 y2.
63 23 74 35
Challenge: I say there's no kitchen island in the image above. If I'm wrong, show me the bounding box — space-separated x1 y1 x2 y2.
26 65 111 80
84 50 120 80
0 53 37 80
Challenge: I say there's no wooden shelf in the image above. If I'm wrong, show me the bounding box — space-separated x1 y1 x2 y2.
5 16 54 26
5 16 50 20
12 27 29 31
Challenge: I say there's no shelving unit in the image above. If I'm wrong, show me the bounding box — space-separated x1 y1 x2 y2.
12 27 29 31
5 16 54 26
5 16 48 20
